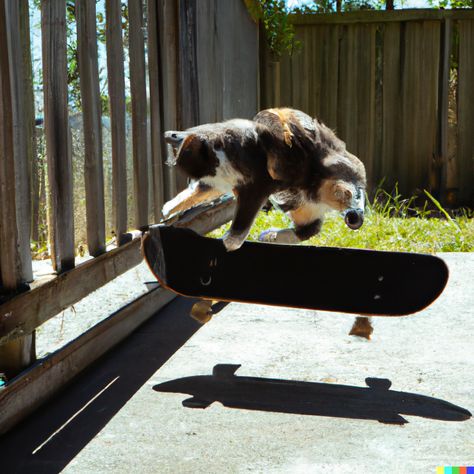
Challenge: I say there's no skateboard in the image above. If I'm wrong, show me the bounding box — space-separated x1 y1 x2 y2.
142 224 449 317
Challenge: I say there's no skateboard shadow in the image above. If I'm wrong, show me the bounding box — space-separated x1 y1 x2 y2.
154 364 472 425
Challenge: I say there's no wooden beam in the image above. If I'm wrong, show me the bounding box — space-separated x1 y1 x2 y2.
42 0 75 272
77 0 106 257
0 197 236 346
0 287 176 436
0 237 143 347
105 0 128 245
290 9 474 26
128 0 149 229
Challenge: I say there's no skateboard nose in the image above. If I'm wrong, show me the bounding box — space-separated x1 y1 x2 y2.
344 208 364 230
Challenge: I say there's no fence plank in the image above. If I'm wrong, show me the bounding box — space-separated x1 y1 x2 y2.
128 0 149 229
147 0 166 223
337 25 358 153
42 0 75 272
0 1 35 378
217 0 259 120
19 0 37 252
5 0 33 282
77 0 106 256
437 18 451 199
157 0 178 200
178 0 199 128
380 22 401 190
289 26 306 112
196 0 223 121
400 21 440 196
322 25 339 129
355 24 376 188
457 20 474 205
105 0 128 243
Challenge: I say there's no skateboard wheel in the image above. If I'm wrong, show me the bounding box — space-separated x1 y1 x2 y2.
349 316 373 340
190 300 214 324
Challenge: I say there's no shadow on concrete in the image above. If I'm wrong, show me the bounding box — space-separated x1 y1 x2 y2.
0 296 203 474
154 364 472 425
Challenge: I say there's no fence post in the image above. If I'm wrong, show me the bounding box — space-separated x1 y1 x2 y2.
0 0 35 379
42 0 75 273
128 0 149 229
105 0 128 243
437 18 451 202
147 0 166 222
457 19 474 206
157 0 179 200
77 0 106 256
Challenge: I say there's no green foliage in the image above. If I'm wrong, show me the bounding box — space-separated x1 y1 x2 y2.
208 188 474 253
292 0 387 14
245 0 301 59
292 0 383 13
428 0 473 8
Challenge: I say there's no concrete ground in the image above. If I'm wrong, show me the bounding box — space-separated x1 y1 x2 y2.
1 253 473 473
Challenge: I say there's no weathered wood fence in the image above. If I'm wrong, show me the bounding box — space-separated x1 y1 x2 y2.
0 0 256 435
261 9 474 206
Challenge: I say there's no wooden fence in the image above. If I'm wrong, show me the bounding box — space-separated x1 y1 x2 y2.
0 0 257 435
261 9 474 206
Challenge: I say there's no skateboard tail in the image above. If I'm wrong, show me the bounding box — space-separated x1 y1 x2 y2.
142 227 168 287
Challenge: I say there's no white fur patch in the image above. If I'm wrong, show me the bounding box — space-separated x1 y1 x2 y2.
322 154 351 168
296 201 333 223
201 149 244 193
162 181 198 217
225 119 259 140
223 231 247 251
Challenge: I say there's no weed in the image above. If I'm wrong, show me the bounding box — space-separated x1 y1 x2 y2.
208 188 474 253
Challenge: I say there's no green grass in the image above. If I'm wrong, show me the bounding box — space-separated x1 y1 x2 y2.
208 191 474 253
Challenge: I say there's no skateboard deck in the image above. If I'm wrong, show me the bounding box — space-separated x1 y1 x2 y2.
142 225 449 316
